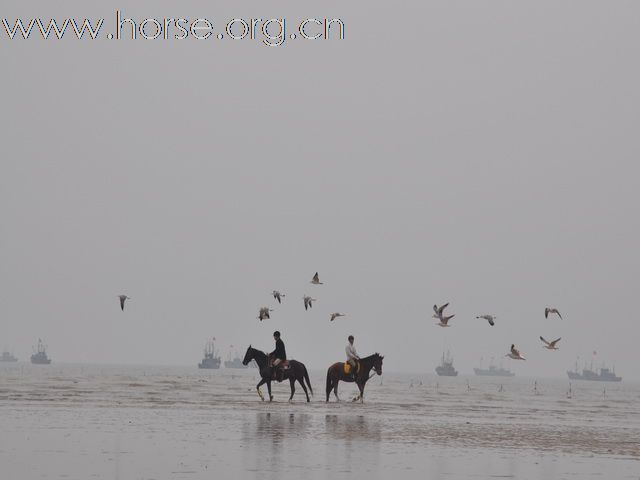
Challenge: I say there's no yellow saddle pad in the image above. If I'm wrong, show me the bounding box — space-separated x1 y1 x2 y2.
344 363 358 375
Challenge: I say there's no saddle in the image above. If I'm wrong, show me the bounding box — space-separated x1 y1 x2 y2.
343 361 360 375
268 359 289 382
269 358 289 370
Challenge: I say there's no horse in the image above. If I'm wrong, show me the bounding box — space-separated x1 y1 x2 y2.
242 346 313 402
325 353 384 403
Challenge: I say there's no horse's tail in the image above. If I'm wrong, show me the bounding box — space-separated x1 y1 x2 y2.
303 365 313 396
326 367 333 399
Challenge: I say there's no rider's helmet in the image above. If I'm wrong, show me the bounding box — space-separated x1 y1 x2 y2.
348 335 354 341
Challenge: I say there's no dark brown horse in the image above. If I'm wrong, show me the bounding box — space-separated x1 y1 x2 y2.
326 353 384 403
242 346 313 402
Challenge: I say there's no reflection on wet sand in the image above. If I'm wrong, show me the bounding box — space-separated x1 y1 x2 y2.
324 414 381 476
324 414 381 442
254 412 312 445
241 413 314 479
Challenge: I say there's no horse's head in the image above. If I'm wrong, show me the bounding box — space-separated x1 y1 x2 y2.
242 345 253 365
373 353 384 375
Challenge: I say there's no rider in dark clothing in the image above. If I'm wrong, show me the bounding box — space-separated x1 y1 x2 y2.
270 331 287 381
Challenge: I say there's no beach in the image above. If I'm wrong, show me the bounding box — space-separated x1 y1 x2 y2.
1 364 638 479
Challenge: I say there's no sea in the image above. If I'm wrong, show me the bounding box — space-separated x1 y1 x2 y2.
1 364 638 479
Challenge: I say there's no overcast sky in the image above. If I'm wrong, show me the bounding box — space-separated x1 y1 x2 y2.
1 1 639 378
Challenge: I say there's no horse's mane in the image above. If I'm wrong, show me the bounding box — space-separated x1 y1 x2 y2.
250 346 268 361
360 352 382 362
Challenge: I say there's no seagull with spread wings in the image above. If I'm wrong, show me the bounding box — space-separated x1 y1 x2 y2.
540 336 561 350
476 314 496 326
433 303 454 327
303 296 316 310
258 307 273 321
506 344 526 360
545 307 562 319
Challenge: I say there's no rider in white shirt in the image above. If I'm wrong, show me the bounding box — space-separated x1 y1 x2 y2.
345 335 360 380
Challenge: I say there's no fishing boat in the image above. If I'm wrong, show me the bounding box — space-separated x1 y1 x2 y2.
474 357 515 377
567 358 621 382
224 347 248 369
30 339 51 364
0 351 18 362
435 350 458 376
198 338 221 369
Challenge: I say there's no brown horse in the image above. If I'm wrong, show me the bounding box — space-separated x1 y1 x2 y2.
326 353 383 403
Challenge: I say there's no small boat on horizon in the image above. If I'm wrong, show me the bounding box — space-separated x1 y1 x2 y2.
0 350 18 363
567 358 621 382
224 347 248 369
435 350 458 377
474 357 515 377
31 339 51 365
198 338 221 369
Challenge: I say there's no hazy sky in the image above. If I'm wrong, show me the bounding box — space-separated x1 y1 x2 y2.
1 1 639 378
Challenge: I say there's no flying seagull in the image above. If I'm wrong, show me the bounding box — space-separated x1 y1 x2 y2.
476 314 496 326
303 296 316 310
258 307 272 321
540 336 561 350
118 295 130 311
436 315 454 327
330 312 345 321
433 303 454 327
433 303 449 319
545 307 562 320
506 344 526 360
310 272 323 285
272 291 285 304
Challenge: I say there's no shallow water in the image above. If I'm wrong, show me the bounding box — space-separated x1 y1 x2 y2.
1 364 638 479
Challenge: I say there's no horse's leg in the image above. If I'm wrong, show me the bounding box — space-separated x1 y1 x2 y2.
298 377 310 402
334 380 340 402
357 382 365 404
288 377 296 402
256 378 266 401
266 380 274 401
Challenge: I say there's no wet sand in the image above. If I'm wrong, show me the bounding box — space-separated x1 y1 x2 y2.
1 364 638 479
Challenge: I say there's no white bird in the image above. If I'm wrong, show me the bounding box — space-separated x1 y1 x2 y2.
505 344 526 360
310 272 323 285
330 312 345 321
476 314 496 326
258 307 273 321
303 296 316 310
433 303 454 327
272 291 285 304
436 315 454 327
118 295 130 311
545 307 562 320
540 336 561 350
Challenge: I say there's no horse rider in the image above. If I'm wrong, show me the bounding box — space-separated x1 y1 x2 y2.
270 331 287 381
346 335 360 381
